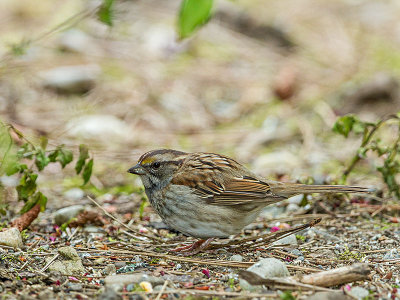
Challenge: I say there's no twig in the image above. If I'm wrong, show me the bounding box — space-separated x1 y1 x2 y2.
40 253 60 273
209 218 321 250
87 196 162 242
239 270 332 292
297 263 370 287
155 280 168 300
123 289 280 297
67 227 81 241
105 246 320 272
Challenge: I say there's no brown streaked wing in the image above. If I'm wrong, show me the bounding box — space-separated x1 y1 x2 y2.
209 176 286 205
172 172 286 206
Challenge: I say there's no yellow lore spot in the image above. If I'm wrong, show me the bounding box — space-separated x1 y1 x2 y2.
140 157 155 165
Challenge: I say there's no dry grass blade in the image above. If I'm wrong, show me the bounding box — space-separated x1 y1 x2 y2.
87 196 162 242
208 218 322 250
106 246 320 272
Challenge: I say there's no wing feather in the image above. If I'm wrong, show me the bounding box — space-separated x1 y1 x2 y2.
170 152 286 206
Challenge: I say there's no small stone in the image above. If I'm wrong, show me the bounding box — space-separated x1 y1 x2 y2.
272 234 298 246
286 203 300 213
103 264 117 275
287 194 304 204
58 246 80 260
383 249 399 260
58 29 94 54
105 274 163 291
290 249 303 256
84 225 102 233
47 246 85 275
38 289 54 300
40 65 99 95
54 205 85 226
230 255 243 262
94 258 106 265
240 258 289 292
99 287 122 300
0 175 19 187
306 291 352 300
154 284 171 292
68 283 83 292
0 228 23 248
114 262 126 268
126 283 135 292
64 188 84 201
348 287 369 299
66 115 129 141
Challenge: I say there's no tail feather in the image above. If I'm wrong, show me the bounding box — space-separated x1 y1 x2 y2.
268 182 373 197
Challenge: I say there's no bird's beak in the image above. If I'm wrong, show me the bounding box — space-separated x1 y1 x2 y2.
127 163 146 175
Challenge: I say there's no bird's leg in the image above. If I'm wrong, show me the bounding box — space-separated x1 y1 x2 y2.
170 238 214 256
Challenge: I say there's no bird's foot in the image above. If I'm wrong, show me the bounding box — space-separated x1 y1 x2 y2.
169 238 214 256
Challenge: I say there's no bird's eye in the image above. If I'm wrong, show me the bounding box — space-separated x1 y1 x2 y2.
152 162 161 169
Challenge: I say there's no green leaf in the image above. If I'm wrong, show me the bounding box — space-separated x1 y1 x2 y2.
35 149 50 171
19 191 48 214
279 291 296 300
39 136 48 150
58 148 73 168
97 0 114 26
16 172 38 201
75 144 89 174
19 197 37 214
48 147 73 168
48 149 59 162
332 115 365 137
178 0 213 40
82 158 93 185
36 192 48 212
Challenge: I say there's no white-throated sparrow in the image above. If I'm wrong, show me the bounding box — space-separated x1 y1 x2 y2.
128 149 371 254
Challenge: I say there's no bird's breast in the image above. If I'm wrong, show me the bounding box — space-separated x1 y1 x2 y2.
146 184 263 238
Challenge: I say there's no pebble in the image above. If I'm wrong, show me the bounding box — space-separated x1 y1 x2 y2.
54 205 85 226
272 234 298 246
230 254 243 262
0 175 19 187
126 283 135 292
66 115 129 141
99 287 122 300
58 29 94 54
0 228 23 249
114 262 126 268
348 286 369 299
290 249 303 256
103 264 117 275
40 65 100 94
64 188 84 201
105 274 164 291
240 258 289 292
94 258 106 265
306 291 351 300
286 203 300 213
38 289 55 300
67 283 83 292
58 246 80 260
287 194 304 204
47 246 85 275
310 228 340 241
383 249 399 260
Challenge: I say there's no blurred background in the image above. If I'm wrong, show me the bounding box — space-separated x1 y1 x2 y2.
1 0 400 204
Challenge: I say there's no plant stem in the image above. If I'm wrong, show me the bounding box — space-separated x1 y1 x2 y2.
341 115 399 182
